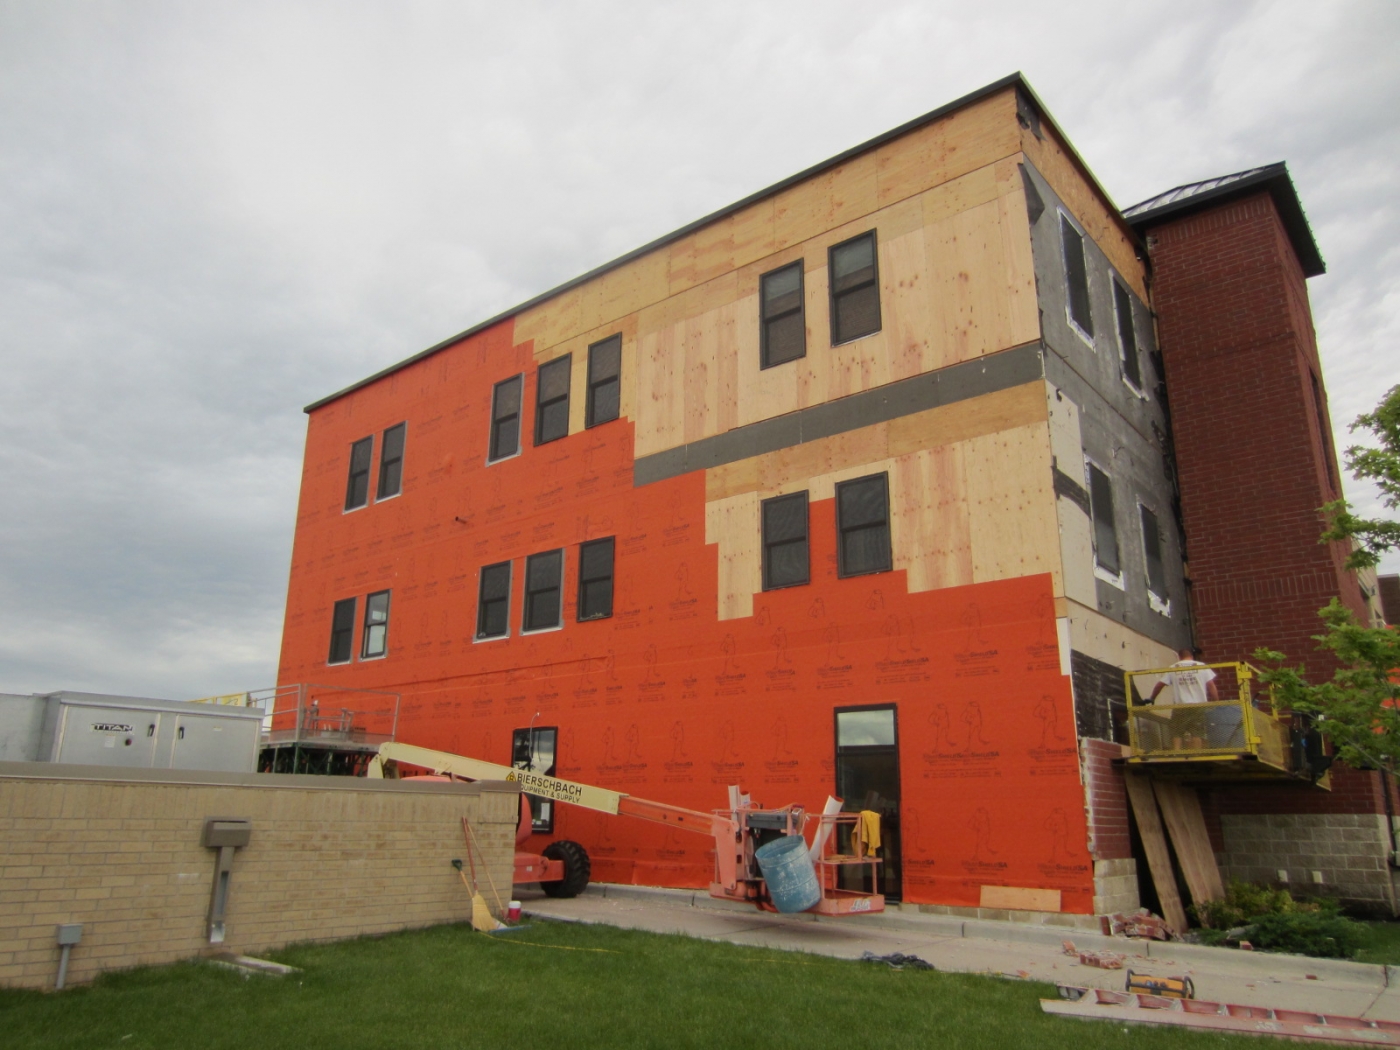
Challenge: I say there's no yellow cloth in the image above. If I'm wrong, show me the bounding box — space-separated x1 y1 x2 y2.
858 810 881 857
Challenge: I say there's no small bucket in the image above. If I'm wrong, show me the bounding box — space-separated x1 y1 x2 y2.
755 833 821 913
507 901 522 922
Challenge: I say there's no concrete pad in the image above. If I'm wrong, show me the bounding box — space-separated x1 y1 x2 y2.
522 883 1400 1022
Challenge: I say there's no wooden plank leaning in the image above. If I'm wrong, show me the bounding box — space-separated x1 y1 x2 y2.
1153 779 1226 905
1123 772 1189 933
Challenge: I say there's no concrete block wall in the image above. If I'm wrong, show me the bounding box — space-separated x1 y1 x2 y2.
0 762 519 990
1218 812 1399 915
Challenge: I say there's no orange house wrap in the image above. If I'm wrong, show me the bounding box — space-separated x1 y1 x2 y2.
278 75 1195 916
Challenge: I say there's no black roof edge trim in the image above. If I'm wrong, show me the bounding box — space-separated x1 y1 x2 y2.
1125 163 1324 279
304 70 1137 414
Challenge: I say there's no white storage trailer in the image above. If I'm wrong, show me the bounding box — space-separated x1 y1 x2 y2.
0 692 263 773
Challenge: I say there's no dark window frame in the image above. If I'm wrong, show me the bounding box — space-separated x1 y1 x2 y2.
577 537 615 621
761 491 810 590
1138 502 1169 609
328 597 357 664
512 726 558 834
376 423 406 500
476 561 513 641
760 260 806 369
488 374 524 463
1060 211 1094 342
835 473 892 579
1112 280 1144 393
534 355 572 446
828 231 882 346
522 548 565 633
1086 460 1122 581
585 335 622 429
344 436 374 511
360 589 391 659
1309 370 1339 491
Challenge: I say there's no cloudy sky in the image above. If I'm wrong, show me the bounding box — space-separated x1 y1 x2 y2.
1 1 1397 700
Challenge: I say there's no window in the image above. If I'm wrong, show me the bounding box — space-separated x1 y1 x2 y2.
512 726 558 834
836 473 891 578
535 355 571 445
585 335 621 428
760 261 805 368
361 590 391 659
476 561 512 639
1139 504 1169 611
376 423 406 499
328 597 357 664
1310 371 1338 490
1113 282 1143 391
829 232 881 345
488 375 523 462
344 436 373 510
1086 462 1121 580
577 537 615 621
762 491 809 589
523 549 564 632
1060 213 1093 340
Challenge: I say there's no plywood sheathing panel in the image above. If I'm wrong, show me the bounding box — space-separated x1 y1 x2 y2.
1020 121 1147 301
511 89 1038 461
705 385 1058 619
704 492 761 620
707 381 1047 500
1065 597 1178 672
517 88 1018 355
1047 385 1097 608
1153 780 1226 905
980 885 1063 913
1124 772 1190 933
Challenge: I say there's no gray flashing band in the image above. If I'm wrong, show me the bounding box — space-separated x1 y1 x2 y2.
633 343 1045 487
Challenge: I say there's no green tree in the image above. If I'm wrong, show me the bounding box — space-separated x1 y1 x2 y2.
1321 383 1400 570
1255 383 1400 769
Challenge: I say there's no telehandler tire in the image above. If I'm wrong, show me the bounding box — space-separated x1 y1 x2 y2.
540 840 591 898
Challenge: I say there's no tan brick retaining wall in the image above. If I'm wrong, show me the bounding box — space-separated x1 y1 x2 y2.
0 762 518 990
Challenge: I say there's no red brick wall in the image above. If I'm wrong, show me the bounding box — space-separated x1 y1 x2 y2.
1145 191 1365 676
1082 738 1132 861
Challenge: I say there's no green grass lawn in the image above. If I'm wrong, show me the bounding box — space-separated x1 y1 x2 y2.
0 920 1322 1050
1357 921 1400 966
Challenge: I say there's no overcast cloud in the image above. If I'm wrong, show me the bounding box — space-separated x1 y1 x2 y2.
1 1 1397 699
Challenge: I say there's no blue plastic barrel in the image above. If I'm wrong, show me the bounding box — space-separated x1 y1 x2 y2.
755 833 821 913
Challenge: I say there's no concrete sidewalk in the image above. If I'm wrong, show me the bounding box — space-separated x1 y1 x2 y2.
522 883 1400 1021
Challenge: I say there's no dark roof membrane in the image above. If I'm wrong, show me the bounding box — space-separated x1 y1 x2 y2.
1124 162 1325 279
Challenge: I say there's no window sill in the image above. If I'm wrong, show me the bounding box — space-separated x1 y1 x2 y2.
485 448 522 467
359 652 387 662
1121 376 1148 401
342 503 369 515
1067 315 1095 350
837 565 893 580
830 329 882 349
521 624 564 636
373 491 402 504
1093 564 1125 590
474 633 511 644
1147 592 1172 617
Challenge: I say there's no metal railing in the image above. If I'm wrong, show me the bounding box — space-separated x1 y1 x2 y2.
247 683 400 750
1123 662 1292 773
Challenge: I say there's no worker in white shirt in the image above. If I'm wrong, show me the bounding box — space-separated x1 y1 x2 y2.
1149 647 1242 750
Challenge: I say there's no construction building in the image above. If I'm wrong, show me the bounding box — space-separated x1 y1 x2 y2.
276 74 1392 921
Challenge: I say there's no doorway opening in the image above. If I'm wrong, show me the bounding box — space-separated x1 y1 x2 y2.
834 705 901 901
